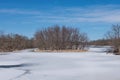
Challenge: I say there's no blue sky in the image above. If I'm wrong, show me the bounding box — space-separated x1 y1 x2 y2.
0 0 120 40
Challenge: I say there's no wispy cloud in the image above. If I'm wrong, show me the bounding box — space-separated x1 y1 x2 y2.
33 5 120 23
1 5 120 23
0 9 41 15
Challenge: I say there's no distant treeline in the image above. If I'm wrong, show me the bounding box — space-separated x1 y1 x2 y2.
0 25 88 52
89 39 111 46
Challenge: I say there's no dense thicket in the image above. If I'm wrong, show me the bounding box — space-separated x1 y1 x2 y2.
34 25 88 50
0 33 33 52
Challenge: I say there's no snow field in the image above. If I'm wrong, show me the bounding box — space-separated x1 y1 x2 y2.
0 48 120 80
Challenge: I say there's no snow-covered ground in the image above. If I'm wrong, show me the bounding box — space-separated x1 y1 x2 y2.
0 48 120 80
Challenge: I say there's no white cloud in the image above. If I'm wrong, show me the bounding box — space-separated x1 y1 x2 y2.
33 5 120 23
0 9 41 15
1 5 120 23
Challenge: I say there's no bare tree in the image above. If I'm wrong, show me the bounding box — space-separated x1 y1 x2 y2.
0 33 34 52
34 25 88 50
105 24 120 54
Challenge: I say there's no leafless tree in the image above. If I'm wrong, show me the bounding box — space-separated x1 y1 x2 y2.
0 33 33 52
105 24 120 54
34 25 88 50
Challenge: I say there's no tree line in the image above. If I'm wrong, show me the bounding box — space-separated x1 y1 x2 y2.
89 39 111 46
1 25 120 54
0 33 33 52
0 25 88 52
